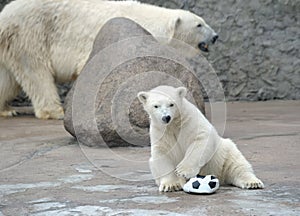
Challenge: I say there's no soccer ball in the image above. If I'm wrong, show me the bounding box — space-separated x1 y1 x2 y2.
183 175 220 194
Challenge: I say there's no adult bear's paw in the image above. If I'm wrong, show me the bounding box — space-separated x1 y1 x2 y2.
0 108 17 117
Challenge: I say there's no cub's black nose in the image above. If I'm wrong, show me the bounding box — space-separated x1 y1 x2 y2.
162 115 171 123
212 35 219 44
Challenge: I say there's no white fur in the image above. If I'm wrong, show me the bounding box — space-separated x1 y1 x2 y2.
0 0 217 119
138 86 264 192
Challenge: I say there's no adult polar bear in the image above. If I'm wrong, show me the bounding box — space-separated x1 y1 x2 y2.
138 86 264 192
0 0 218 119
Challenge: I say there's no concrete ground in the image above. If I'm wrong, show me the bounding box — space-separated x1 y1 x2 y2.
0 101 299 216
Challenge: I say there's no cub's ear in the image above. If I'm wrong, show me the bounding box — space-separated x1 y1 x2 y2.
177 87 187 98
166 17 181 43
137 92 149 104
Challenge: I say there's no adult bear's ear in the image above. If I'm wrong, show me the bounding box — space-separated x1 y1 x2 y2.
166 17 181 43
137 92 149 104
177 87 187 98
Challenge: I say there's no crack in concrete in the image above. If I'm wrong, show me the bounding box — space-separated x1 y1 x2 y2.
236 132 299 141
30 205 188 216
0 140 76 173
0 136 71 145
229 188 300 216
0 182 62 197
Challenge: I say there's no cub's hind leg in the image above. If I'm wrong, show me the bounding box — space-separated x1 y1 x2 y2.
223 139 264 189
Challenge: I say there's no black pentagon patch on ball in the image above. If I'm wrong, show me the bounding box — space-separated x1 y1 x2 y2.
209 181 217 189
211 176 216 180
196 175 205 179
192 181 201 189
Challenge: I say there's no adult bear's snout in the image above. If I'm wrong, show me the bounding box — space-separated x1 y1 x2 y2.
162 115 171 124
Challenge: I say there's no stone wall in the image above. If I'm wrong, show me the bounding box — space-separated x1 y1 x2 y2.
1 0 299 101
0 0 10 9
140 0 300 100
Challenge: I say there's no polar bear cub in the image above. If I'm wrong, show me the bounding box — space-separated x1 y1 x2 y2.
138 86 264 192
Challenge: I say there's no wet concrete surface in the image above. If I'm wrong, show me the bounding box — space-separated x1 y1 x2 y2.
0 101 299 215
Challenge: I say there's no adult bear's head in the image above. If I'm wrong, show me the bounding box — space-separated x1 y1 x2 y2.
166 9 218 54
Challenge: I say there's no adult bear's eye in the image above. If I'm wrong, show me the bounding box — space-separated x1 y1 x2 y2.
170 104 174 107
154 105 159 108
197 24 202 27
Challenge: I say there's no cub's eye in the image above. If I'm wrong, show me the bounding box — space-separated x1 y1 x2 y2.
197 24 202 27
170 104 174 107
154 105 159 108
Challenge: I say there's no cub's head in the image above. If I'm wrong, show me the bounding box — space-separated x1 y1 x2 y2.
167 10 218 54
137 86 187 125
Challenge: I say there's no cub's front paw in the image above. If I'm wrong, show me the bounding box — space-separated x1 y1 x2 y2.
159 175 186 192
175 162 199 179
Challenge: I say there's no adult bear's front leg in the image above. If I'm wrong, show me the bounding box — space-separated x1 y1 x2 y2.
0 67 21 117
14 62 64 120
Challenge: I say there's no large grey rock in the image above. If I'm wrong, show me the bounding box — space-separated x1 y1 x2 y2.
64 17 211 147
